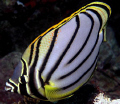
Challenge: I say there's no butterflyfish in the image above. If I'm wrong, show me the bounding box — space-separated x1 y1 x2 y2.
5 1 111 102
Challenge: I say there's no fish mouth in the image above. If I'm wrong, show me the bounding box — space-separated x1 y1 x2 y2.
5 86 12 92
5 82 12 92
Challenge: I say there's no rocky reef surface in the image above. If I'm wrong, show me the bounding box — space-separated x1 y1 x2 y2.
0 52 22 103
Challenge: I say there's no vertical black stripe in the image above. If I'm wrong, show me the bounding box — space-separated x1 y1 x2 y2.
89 4 111 17
61 29 104 89
62 52 99 90
19 58 28 95
28 37 47 100
45 15 80 83
38 29 59 84
19 84 29 96
21 58 27 75
58 12 99 80
86 9 102 29
28 43 34 65
67 12 94 64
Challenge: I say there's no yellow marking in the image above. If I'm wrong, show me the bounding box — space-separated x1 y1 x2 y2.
87 6 108 26
28 2 111 49
18 2 111 101
22 45 31 63
21 1 111 68
86 5 110 42
44 84 74 102
103 26 107 41
38 87 45 97
38 30 54 59
44 73 94 102
29 40 38 67
20 59 28 76
9 78 18 87
26 83 31 95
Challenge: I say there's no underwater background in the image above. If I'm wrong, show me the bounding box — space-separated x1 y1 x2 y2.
0 0 120 104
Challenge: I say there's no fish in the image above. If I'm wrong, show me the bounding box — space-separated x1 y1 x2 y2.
5 1 111 102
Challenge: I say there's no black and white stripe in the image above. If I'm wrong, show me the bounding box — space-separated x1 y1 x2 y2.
5 1 111 102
